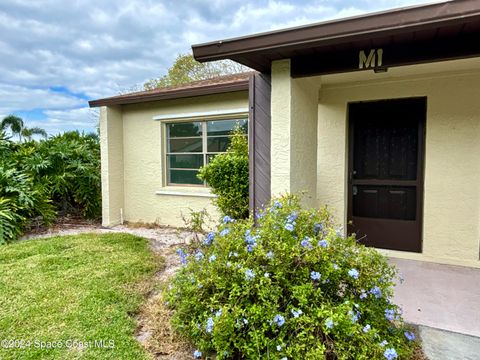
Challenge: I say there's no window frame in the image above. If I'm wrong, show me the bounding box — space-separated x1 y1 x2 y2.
159 111 248 188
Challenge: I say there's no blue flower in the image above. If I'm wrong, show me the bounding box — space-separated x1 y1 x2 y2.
266 251 274 259
404 331 415 341
195 251 204 261
206 317 214 333
384 309 395 321
255 211 265 219
193 349 202 358
215 309 222 317
318 239 328 248
209 254 217 262
273 200 283 209
362 324 371 333
264 272 270 278
359 290 368 300
336 227 344 237
245 268 255 281
285 223 294 231
223 215 233 223
276 345 282 351
177 248 188 265
228 251 239 258
310 271 321 281
380 340 388 347
204 232 215 245
246 244 256 252
314 223 324 235
245 232 259 245
291 309 303 318
287 211 298 223
348 268 359 279
370 286 382 299
301 237 312 249
325 318 334 329
383 348 398 360
332 263 339 270
273 314 285 327
349 310 360 323
220 228 230 236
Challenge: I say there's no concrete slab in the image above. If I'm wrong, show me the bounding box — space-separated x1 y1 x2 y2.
390 258 480 337
419 326 480 360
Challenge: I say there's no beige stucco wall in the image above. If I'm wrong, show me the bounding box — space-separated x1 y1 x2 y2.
317 70 480 268
100 106 124 227
271 60 319 207
118 91 249 227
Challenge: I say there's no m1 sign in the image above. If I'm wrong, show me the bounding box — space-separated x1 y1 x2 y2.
291 32 480 78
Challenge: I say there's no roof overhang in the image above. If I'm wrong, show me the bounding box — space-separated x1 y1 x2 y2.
89 76 250 107
192 0 480 75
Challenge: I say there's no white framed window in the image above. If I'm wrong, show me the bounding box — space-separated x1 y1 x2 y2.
164 117 248 186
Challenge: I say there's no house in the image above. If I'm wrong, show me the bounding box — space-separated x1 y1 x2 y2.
90 0 480 269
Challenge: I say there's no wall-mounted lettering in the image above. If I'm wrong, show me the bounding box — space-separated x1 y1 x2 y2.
359 49 383 69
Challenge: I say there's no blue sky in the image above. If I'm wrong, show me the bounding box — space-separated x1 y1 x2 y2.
0 0 436 135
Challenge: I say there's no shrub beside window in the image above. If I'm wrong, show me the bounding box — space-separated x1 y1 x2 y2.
197 127 249 219
166 195 416 359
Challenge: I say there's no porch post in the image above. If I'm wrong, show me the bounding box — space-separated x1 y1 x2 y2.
270 59 319 207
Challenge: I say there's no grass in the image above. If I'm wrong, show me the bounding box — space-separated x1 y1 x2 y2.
0 233 163 360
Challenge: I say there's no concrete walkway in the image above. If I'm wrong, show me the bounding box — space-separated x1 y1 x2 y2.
391 258 480 359
390 258 480 337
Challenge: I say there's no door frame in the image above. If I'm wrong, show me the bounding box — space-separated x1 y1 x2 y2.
346 97 427 253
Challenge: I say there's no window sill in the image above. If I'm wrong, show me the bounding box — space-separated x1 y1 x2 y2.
155 187 217 198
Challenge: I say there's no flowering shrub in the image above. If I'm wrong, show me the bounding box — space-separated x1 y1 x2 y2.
166 195 416 359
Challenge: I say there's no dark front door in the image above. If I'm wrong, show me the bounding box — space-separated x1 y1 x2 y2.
347 98 425 253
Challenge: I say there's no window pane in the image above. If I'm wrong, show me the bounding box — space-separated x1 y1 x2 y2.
207 119 248 136
207 154 217 163
168 122 202 137
169 169 203 185
207 136 230 152
168 138 202 153
168 154 204 169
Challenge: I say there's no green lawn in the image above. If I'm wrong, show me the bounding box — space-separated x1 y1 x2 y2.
0 233 162 360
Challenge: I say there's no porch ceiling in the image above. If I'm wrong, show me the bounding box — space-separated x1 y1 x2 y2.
192 0 480 74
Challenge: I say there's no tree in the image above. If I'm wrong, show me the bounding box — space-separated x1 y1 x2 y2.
143 54 248 90
0 115 47 142
1 115 24 141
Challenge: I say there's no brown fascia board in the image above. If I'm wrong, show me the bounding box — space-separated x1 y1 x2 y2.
88 80 249 107
192 0 480 63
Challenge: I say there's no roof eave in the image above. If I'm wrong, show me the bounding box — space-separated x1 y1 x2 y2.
88 80 250 107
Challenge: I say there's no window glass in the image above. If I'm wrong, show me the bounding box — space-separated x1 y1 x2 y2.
168 122 202 137
207 136 230 152
169 170 203 185
207 119 247 136
168 138 203 153
168 154 203 169
166 117 247 186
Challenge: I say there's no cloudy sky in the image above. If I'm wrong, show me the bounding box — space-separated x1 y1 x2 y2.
0 0 436 134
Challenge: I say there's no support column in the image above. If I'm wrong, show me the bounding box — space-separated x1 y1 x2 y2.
271 59 319 207
100 106 124 227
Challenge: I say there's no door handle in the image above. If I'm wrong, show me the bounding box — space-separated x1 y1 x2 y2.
353 185 358 196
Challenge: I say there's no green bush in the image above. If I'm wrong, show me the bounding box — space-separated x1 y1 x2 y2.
198 128 249 220
166 195 416 360
0 131 100 243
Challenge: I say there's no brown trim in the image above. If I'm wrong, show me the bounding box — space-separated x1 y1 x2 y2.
249 73 271 214
89 81 249 107
192 1 480 71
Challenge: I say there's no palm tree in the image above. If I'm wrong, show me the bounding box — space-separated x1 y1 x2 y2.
0 115 24 141
0 115 47 142
21 127 48 141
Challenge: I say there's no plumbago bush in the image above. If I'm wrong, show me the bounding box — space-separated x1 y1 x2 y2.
166 195 417 360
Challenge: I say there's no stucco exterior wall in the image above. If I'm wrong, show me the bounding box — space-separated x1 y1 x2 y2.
120 91 248 227
100 106 124 227
317 70 480 267
271 60 319 206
